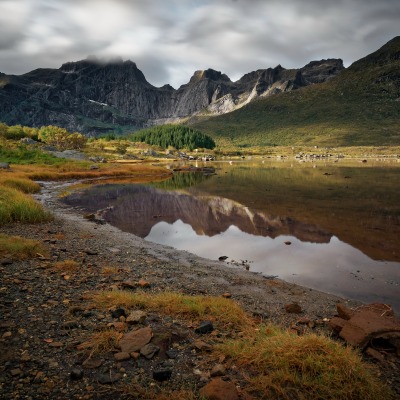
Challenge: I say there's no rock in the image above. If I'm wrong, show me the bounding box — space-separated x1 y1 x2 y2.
210 364 226 377
0 162 10 169
193 339 213 352
119 326 153 353
284 241 292 245
365 347 385 362
218 256 228 261
111 308 127 319
2 331 12 339
336 303 355 320
48 341 63 348
82 358 103 369
137 279 150 288
140 343 160 359
62 320 79 330
297 317 311 325
10 368 22 376
114 352 131 361
152 368 172 382
195 321 214 334
120 280 136 289
166 349 179 359
0 259 13 265
222 293 232 298
329 303 400 349
90 164 99 170
84 249 98 255
126 310 147 325
285 303 302 314
97 373 122 384
70 368 84 380
199 378 239 400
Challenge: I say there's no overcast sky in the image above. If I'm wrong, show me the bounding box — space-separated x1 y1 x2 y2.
0 0 398 88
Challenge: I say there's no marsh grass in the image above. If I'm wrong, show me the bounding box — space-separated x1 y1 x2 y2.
0 186 52 225
217 325 394 400
91 290 253 329
0 233 47 259
0 177 41 193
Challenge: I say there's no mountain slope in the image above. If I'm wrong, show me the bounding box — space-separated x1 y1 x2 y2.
188 37 400 147
0 56 342 135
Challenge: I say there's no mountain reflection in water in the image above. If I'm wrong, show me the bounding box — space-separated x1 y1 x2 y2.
63 179 400 313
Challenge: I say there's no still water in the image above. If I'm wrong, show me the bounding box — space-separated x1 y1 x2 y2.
63 160 400 312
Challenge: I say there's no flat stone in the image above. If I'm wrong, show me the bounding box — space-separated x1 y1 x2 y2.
97 373 122 384
210 364 226 377
126 310 147 325
119 326 153 353
48 341 63 348
222 293 232 298
166 349 179 359
195 321 214 334
137 279 150 288
285 303 302 314
82 358 103 369
120 280 136 289
336 303 355 320
365 347 385 362
199 378 239 400
330 303 400 349
114 352 131 361
193 339 213 352
10 368 22 376
140 343 160 359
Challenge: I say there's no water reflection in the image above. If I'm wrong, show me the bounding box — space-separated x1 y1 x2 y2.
62 161 400 312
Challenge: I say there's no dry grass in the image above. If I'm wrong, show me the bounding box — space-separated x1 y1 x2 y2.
217 324 394 400
54 260 80 273
0 177 41 193
77 330 123 357
91 290 254 330
0 233 48 260
100 266 120 276
0 185 53 225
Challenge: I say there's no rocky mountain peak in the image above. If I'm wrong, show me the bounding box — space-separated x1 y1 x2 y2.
189 69 231 84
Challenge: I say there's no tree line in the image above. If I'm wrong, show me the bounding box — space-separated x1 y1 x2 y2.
128 125 216 150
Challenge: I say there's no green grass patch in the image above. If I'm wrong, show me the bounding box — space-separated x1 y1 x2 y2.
0 186 52 225
0 145 65 165
0 233 47 259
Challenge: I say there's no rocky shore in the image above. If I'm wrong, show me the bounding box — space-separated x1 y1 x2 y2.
0 181 399 399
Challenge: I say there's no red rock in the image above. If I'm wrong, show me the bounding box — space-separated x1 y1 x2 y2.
137 279 150 288
285 303 302 314
193 339 213 352
114 352 131 361
119 326 153 353
336 303 354 320
222 293 232 298
329 317 347 332
82 358 103 369
199 378 239 400
330 303 400 350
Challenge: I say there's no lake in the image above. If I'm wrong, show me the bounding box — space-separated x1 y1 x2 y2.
63 159 400 313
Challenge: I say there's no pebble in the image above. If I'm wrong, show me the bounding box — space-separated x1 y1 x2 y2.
195 321 214 334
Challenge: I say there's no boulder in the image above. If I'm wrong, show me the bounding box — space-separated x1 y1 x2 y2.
330 303 400 350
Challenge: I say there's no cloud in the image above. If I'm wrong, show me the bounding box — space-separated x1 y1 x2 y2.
0 0 398 87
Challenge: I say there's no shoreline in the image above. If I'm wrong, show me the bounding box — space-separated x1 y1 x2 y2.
36 180 362 324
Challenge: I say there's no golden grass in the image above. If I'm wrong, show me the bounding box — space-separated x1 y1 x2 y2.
217 325 394 400
0 177 41 193
0 186 52 225
91 290 254 329
54 260 80 273
77 330 123 357
100 266 120 276
0 233 48 259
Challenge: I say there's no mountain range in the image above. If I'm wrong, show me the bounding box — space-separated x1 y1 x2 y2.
0 36 399 146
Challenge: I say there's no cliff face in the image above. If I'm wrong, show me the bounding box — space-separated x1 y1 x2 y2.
0 57 343 134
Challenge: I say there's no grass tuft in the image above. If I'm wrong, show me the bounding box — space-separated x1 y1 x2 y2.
0 177 41 193
0 186 52 225
77 330 123 357
54 260 80 273
0 233 47 259
91 290 254 329
217 324 394 400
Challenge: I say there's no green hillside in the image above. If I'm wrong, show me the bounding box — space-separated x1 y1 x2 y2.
188 37 400 147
